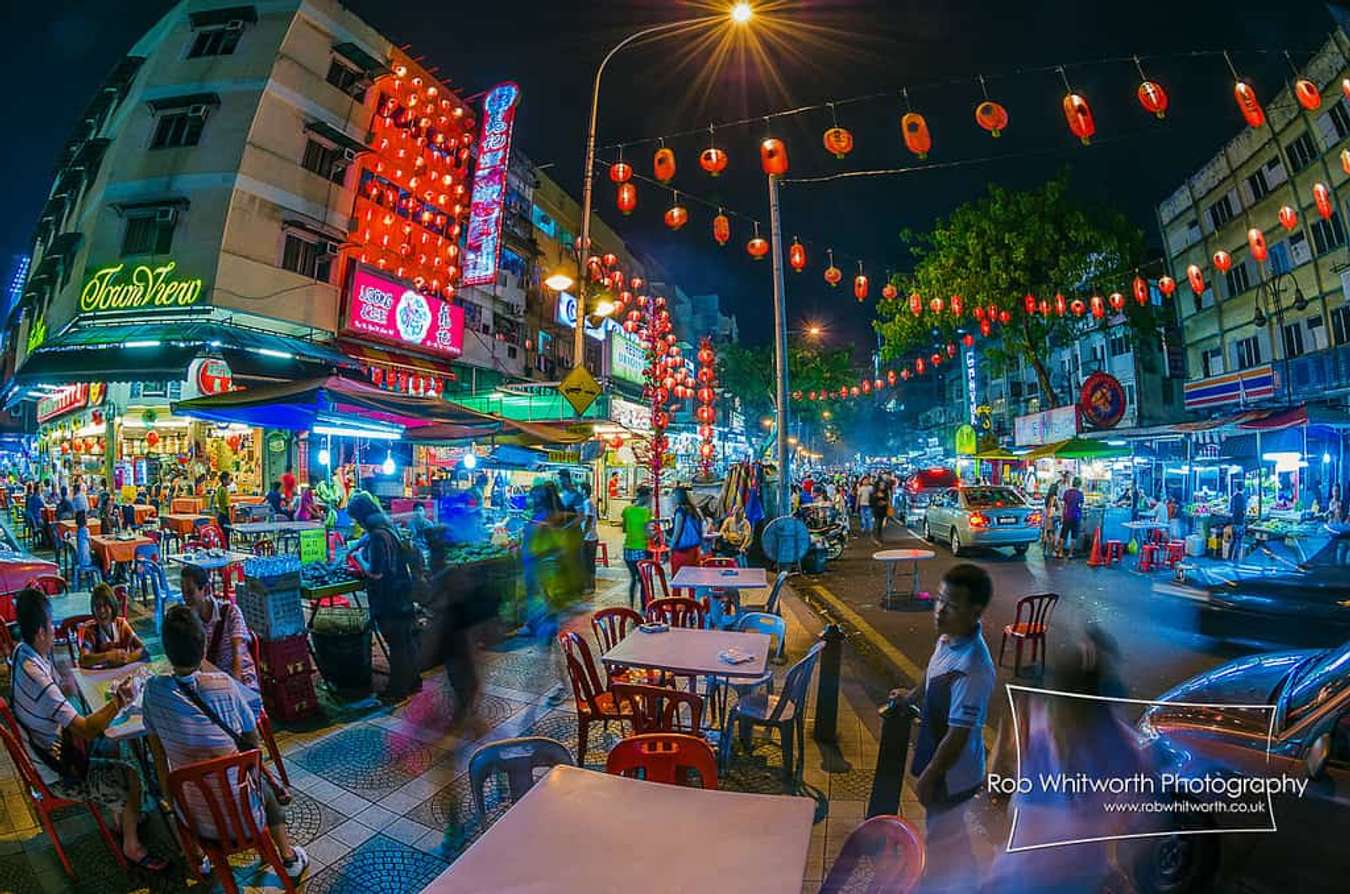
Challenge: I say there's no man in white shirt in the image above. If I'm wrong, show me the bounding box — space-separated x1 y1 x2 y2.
856 477 874 534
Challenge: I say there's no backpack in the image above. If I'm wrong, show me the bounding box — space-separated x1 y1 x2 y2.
369 525 425 615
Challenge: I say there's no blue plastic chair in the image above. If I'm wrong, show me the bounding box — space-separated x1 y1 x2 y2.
719 641 825 782
736 612 787 663
739 570 788 617
468 737 573 830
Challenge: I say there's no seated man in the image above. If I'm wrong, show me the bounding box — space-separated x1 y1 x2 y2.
143 605 307 881
180 565 258 690
10 588 168 871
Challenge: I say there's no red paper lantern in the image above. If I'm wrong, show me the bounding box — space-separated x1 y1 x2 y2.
854 271 869 302
1038 299 1050 317
1070 298 1086 317
998 310 1011 324
909 292 922 316
1137 80 1169 118
760 138 789 176
914 358 925 375
950 294 964 317
929 296 944 314
946 342 957 358
823 126 854 158
1108 292 1125 312
1278 205 1298 231
931 352 942 366
602 252 618 268
788 239 807 272
1247 228 1268 263
962 333 975 348
808 391 817 401
901 112 932 159
1132 275 1149 306
616 182 637 215
1054 292 1067 316
873 378 883 390
713 213 731 246
609 161 632 183
700 146 728 176
146 430 160 448
1233 80 1265 129
973 306 985 322
1313 182 1334 220
1342 148 1350 176
1090 294 1105 318
1062 93 1095 144
887 369 897 385
1023 293 1037 314
975 100 1008 137
653 146 676 182
663 202 688 230
1158 275 1176 297
839 386 849 398
882 282 898 301
1186 263 1205 296
1344 77 1350 104
1212 250 1232 273
1294 78 1321 111
824 249 842 286
746 234 769 260
980 319 992 336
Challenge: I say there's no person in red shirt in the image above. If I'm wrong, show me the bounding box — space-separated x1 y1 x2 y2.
280 464 297 506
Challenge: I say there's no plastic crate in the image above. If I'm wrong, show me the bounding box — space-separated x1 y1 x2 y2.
258 634 312 684
262 672 318 722
239 579 305 641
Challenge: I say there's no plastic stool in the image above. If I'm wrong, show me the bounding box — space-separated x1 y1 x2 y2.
1104 540 1125 564
595 541 610 567
1164 541 1186 567
1137 544 1158 572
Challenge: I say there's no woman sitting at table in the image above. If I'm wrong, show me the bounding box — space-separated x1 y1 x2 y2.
79 583 147 668
180 565 258 691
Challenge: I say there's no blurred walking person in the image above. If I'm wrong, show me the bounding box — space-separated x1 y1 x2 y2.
425 527 485 736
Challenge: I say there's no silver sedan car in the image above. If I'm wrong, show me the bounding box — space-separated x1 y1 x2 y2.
922 486 1042 557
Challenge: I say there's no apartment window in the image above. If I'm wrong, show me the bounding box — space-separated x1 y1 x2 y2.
325 60 367 101
188 24 243 58
1108 333 1129 357
1246 167 1272 201
1310 212 1346 255
121 209 176 256
1202 347 1223 377
301 138 347 184
1234 335 1262 370
1288 231 1312 265
1268 239 1293 275
150 108 207 149
1286 131 1318 172
1331 304 1350 345
1223 260 1252 299
1125 383 1136 407
280 232 335 282
1206 194 1236 230
1306 313 1328 351
1282 320 1305 358
1328 101 1350 141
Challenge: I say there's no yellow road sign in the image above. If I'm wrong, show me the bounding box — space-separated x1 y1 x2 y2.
559 364 602 416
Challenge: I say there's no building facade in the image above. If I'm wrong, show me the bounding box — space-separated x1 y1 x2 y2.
1157 32 1350 413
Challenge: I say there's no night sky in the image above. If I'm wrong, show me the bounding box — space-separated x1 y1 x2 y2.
1 0 1339 352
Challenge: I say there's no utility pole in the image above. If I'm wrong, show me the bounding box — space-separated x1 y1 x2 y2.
768 173 790 515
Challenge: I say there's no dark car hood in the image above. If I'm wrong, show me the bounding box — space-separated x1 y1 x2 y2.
1155 649 1314 706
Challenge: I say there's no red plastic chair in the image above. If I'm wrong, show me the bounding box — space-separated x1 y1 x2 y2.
167 749 298 894
590 607 662 687
700 556 737 568
0 698 128 879
54 614 94 665
998 593 1059 677
611 683 704 735
821 815 925 894
199 523 225 550
645 597 705 630
1165 540 1186 567
1103 540 1125 564
605 733 718 789
635 559 669 611
1137 543 1159 573
27 574 68 596
559 630 631 762
246 636 292 795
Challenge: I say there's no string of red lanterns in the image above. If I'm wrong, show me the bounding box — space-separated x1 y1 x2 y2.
696 337 718 477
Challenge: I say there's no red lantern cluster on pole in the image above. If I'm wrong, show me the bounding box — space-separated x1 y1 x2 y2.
696 337 717 477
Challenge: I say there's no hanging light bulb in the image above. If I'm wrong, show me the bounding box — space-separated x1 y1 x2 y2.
463 448 478 470
318 447 331 467
382 450 396 475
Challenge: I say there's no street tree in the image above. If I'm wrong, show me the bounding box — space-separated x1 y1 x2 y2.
718 341 862 455
874 173 1159 406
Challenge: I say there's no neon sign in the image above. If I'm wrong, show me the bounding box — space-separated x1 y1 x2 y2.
80 261 205 313
462 82 521 287
965 349 977 424
37 384 90 424
345 265 464 358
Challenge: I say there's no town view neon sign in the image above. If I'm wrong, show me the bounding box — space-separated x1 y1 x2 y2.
80 261 205 312
462 82 521 287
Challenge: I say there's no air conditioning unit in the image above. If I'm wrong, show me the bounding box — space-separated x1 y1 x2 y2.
342 148 357 162
323 241 340 255
155 207 177 225
225 19 245 30
187 104 208 118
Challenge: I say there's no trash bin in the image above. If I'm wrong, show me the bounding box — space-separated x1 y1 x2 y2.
310 607 372 694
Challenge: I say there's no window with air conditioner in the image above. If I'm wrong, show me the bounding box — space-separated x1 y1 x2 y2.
1288 231 1312 265
325 60 367 101
301 138 347 184
1282 320 1305 358
1286 131 1318 172
151 107 207 149
280 232 336 282
121 208 177 256
1234 334 1262 370
1311 212 1345 255
188 23 243 58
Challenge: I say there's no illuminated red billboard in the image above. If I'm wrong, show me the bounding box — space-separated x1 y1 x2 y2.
344 265 464 358
462 82 521 287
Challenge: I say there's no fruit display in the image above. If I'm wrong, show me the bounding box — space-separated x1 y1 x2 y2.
441 542 514 567
301 561 359 589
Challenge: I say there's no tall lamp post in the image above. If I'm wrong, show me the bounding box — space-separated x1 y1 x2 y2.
568 3 755 373
1250 270 1307 407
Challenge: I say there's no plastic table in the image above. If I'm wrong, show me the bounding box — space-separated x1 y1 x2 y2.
873 548 936 608
425 765 813 893
602 626 770 681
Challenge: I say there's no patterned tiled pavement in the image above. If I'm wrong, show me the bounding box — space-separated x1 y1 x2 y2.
0 526 913 892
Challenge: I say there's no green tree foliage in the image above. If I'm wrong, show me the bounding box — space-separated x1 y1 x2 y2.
718 341 861 453
874 174 1160 406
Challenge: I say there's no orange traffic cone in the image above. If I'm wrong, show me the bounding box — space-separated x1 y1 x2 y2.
1086 526 1105 567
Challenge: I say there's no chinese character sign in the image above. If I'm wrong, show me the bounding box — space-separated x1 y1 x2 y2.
345 265 464 358
462 83 521 287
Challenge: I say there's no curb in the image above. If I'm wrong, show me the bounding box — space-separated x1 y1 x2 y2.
791 577 925 686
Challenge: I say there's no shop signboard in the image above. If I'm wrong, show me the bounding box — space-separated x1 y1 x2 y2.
610 396 650 432
609 331 646 385
554 292 619 342
965 349 977 424
80 261 206 313
1183 364 1276 410
193 358 233 397
547 448 580 464
299 528 327 564
462 82 521 286
1078 372 1127 429
344 265 465 358
1014 405 1078 446
37 383 101 424
954 424 977 455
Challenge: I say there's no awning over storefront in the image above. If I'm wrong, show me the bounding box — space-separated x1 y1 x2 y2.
11 321 356 389
1022 437 1131 461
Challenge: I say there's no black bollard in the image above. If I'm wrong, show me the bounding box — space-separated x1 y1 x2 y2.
867 695 920 818
812 624 845 743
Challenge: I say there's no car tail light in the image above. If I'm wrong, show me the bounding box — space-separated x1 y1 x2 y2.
1026 511 1042 526
968 512 989 528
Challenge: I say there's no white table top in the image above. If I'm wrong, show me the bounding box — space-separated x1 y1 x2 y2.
231 520 323 535
166 550 252 570
426 765 813 894
603 626 770 680
669 566 768 589
69 659 249 740
1122 521 1169 530
873 549 936 562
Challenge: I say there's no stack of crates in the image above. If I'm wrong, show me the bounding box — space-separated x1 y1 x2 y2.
239 557 317 722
